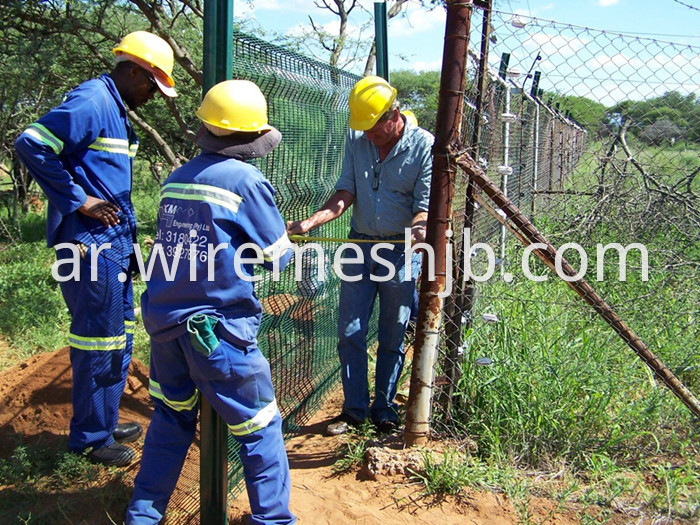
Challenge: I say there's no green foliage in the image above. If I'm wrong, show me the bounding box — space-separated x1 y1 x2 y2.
0 237 69 354
410 449 483 495
607 91 700 143
544 92 608 132
331 422 376 474
391 70 441 134
0 440 130 524
447 269 698 468
0 443 98 488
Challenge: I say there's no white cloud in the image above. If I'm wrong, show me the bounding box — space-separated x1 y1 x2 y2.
388 2 446 38
245 0 312 12
587 52 644 70
408 59 442 72
522 32 590 57
514 3 555 17
597 0 619 6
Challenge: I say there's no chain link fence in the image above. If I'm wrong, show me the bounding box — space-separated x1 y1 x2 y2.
430 7 699 468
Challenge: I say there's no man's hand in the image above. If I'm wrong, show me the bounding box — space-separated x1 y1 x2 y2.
79 196 120 227
411 224 427 244
286 190 354 237
286 219 310 236
410 212 428 244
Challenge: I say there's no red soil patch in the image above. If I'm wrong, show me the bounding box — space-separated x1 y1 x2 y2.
0 347 605 524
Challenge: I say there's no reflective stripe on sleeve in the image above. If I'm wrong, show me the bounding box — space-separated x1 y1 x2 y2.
68 333 126 351
148 379 199 412
88 137 131 155
227 399 278 436
161 183 243 214
125 320 135 335
24 124 64 155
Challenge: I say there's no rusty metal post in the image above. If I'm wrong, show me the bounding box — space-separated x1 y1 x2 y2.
404 0 472 447
441 0 492 415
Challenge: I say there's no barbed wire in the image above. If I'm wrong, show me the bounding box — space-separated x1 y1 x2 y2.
670 0 700 13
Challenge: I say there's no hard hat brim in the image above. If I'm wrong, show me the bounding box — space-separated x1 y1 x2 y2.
152 72 177 98
348 115 376 131
196 125 282 159
115 53 177 97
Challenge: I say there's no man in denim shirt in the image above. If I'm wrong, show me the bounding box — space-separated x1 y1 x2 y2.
287 76 433 435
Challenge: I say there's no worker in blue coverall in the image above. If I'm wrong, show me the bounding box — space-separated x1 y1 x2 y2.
14 31 177 467
125 80 297 525
287 76 434 436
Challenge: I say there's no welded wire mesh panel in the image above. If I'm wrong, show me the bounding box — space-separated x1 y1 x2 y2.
165 33 361 516
227 31 361 497
433 7 700 480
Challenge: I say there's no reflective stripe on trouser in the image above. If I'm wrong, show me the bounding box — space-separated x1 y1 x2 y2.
337 240 421 423
55 247 134 452
126 328 296 525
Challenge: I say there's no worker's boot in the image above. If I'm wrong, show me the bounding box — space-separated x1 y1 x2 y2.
87 443 135 467
113 422 143 443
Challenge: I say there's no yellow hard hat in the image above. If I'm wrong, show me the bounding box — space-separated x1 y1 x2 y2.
196 80 273 133
401 110 418 126
348 76 397 131
113 31 177 97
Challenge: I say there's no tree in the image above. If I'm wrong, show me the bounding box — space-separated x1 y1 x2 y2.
606 91 699 144
640 118 683 145
543 92 607 132
1 1 206 185
391 69 441 134
241 0 420 74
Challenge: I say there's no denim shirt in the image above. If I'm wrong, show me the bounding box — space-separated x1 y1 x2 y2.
334 120 434 237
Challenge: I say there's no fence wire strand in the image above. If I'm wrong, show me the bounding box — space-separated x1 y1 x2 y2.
430 8 699 465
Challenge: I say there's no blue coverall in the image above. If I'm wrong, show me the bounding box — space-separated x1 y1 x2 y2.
126 152 296 524
14 74 138 453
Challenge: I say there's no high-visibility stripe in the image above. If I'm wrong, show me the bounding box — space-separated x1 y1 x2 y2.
148 379 199 412
88 137 131 155
262 233 293 263
69 333 126 351
129 144 139 158
125 320 135 334
24 124 64 155
227 399 278 436
161 183 243 214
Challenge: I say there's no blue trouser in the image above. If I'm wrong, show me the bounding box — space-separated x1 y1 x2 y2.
56 245 134 452
126 319 296 525
337 233 421 423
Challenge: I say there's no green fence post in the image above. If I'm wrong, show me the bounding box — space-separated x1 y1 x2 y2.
201 2 233 524
374 1 389 81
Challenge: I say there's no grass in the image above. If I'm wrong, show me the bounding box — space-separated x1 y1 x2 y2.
0 438 132 524
2 146 699 523
417 138 700 521
0 171 158 366
0 238 70 357
331 425 376 474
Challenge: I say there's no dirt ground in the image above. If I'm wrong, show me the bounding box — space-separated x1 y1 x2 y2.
0 346 610 524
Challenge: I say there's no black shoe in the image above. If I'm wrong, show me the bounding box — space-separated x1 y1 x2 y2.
326 413 363 436
87 443 135 467
374 419 398 435
113 422 143 444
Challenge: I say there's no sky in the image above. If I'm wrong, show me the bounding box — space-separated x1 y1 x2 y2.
236 0 700 106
